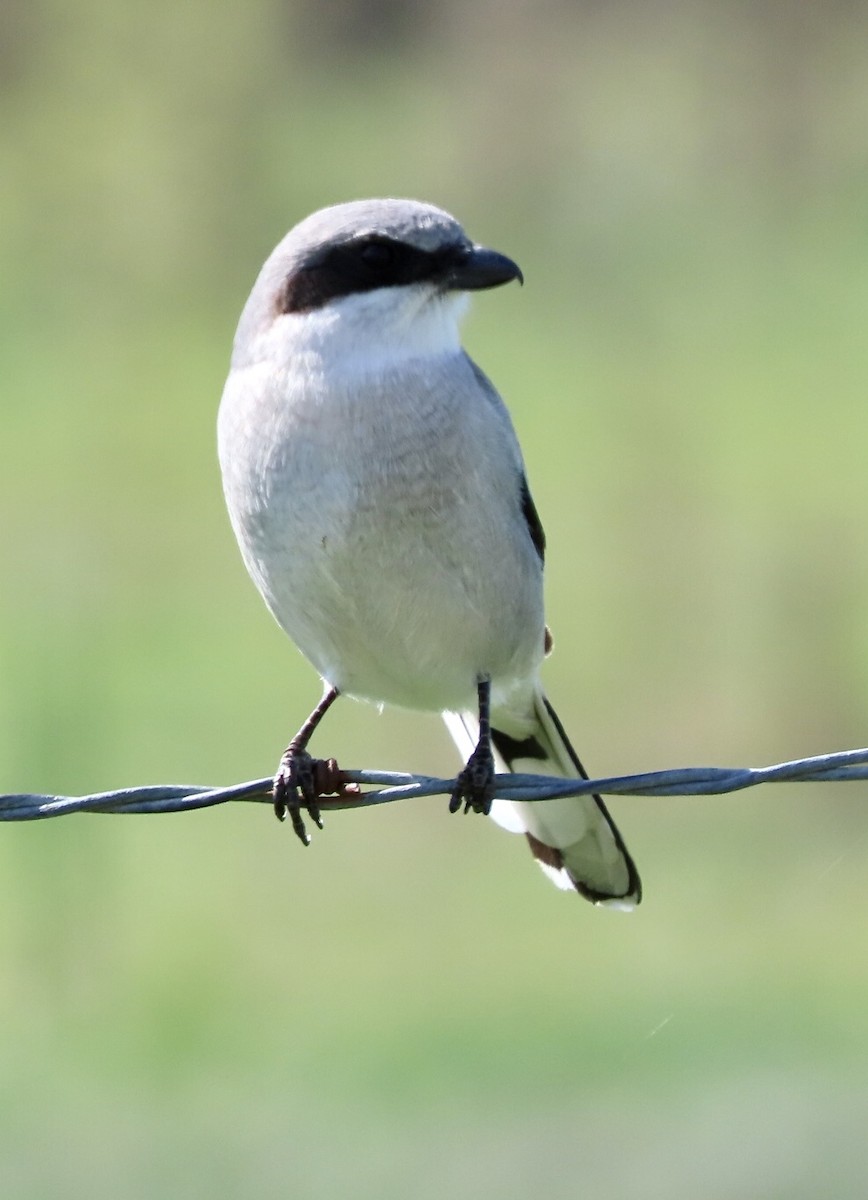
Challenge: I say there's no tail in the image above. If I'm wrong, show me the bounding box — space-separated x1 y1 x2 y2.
443 687 641 908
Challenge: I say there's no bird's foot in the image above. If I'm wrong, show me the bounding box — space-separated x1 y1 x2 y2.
273 746 321 845
273 750 359 845
449 741 496 816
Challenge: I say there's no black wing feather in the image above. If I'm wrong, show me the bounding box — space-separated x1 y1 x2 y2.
520 475 546 564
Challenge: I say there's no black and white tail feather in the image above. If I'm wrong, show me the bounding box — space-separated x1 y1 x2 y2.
444 687 641 908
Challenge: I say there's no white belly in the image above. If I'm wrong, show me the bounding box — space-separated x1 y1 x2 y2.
218 354 545 712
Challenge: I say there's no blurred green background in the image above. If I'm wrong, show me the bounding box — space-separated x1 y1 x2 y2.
2 2 868 1196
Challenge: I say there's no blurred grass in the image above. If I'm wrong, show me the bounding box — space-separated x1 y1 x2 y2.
2 1 868 1196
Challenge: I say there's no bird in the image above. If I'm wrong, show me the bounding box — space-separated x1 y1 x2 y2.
217 198 641 907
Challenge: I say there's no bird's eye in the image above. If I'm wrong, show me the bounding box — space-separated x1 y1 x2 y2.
359 240 397 269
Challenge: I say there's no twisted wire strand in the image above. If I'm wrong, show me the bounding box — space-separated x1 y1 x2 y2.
3 745 868 821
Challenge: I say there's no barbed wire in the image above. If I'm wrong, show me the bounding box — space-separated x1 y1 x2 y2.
2 744 868 822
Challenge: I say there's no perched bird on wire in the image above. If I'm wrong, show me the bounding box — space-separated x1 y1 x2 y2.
218 198 640 907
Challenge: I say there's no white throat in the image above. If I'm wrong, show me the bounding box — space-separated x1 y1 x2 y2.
263 285 470 379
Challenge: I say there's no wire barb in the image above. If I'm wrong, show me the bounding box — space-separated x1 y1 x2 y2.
3 745 868 821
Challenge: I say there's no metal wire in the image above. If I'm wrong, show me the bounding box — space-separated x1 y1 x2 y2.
3 744 868 821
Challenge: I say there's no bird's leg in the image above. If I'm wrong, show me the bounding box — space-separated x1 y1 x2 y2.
274 684 341 844
450 676 497 816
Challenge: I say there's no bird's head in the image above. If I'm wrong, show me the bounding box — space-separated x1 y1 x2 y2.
231 198 522 373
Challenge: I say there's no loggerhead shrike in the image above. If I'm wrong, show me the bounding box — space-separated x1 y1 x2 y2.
218 198 641 907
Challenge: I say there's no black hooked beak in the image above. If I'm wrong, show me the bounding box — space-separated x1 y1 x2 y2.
444 244 524 292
